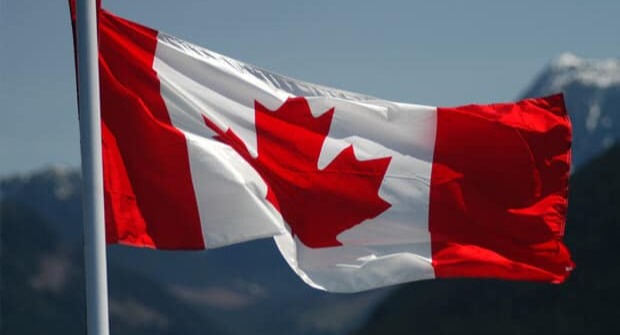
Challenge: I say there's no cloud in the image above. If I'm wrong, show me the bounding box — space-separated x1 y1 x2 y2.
29 252 72 294
109 298 170 330
170 280 267 310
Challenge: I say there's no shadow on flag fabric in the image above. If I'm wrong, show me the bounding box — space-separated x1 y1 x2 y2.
69 2 574 292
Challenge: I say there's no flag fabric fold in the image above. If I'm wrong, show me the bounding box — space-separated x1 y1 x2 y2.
71 4 574 292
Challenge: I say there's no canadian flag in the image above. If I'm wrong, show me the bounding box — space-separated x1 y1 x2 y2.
72 5 573 292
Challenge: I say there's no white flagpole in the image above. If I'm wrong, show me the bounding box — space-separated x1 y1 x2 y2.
75 0 110 334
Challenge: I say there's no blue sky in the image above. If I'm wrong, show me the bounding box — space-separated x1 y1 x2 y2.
1 0 619 176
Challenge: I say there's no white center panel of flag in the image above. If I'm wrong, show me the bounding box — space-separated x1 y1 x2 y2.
153 31 437 291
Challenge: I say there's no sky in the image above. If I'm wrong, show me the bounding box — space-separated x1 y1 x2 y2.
1 0 619 176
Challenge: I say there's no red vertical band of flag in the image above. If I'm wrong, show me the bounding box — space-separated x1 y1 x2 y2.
97 10 204 249
430 94 573 282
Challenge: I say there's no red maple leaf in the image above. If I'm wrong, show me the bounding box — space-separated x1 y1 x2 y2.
203 97 392 248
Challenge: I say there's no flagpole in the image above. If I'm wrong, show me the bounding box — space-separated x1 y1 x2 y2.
75 0 110 334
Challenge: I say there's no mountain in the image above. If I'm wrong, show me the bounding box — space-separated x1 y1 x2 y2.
353 143 620 335
1 200 84 334
0 167 388 335
520 53 620 167
0 166 82 242
0 200 227 335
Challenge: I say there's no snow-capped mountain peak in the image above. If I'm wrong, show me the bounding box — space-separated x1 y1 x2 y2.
544 52 620 93
521 53 620 167
1 165 81 201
